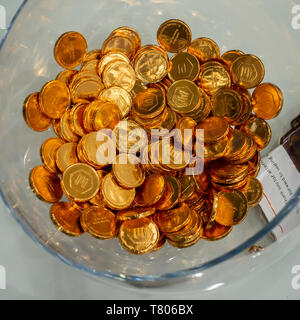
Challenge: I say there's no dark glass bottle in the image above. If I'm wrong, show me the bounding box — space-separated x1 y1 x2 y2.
280 115 300 172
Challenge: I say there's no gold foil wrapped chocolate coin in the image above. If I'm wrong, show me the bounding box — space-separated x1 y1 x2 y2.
24 20 282 255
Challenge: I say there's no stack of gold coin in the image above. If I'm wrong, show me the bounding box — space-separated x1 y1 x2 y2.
102 27 141 60
142 140 190 175
167 80 212 122
210 159 249 191
24 19 283 253
133 45 169 83
196 116 230 161
181 182 207 215
198 60 231 96
154 203 203 248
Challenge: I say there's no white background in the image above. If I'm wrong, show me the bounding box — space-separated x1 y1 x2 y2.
0 0 299 299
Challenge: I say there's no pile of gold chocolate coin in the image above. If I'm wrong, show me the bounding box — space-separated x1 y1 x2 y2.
23 19 283 255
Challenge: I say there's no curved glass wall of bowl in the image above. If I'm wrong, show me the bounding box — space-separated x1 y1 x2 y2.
0 0 300 288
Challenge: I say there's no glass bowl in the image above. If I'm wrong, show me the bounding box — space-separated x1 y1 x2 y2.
0 0 299 289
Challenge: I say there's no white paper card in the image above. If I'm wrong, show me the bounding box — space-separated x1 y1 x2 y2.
258 145 300 239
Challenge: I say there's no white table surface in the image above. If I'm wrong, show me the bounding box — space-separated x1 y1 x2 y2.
0 0 300 300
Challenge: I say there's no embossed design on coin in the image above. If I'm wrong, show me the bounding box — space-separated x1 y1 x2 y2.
168 52 200 82
80 206 117 239
231 54 265 89
102 60 136 91
212 88 243 123
157 19 191 53
199 62 231 95
167 80 200 113
119 217 159 255
133 87 165 119
98 86 132 118
187 37 220 62
134 46 169 83
62 163 100 202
